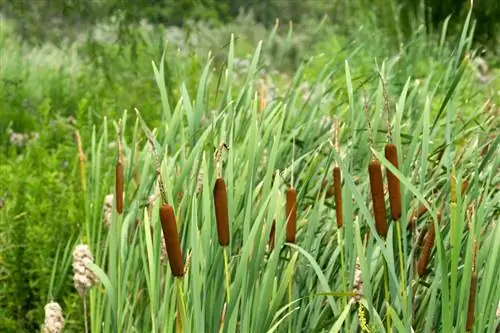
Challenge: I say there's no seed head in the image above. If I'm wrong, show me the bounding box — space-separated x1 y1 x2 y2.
72 244 99 296
43 301 64 333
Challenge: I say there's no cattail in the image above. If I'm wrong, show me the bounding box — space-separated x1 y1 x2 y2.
115 160 124 214
466 239 478 331
417 221 436 276
333 166 343 228
213 178 230 246
285 187 297 243
368 160 388 238
268 219 276 251
159 204 184 277
43 301 64 333
407 203 429 231
385 143 402 221
72 244 99 296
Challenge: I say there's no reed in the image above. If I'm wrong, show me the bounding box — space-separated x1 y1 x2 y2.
159 203 184 277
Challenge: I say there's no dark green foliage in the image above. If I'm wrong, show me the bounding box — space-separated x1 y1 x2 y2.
0 138 84 332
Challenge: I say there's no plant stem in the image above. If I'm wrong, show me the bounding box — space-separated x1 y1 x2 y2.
83 295 89 333
176 278 187 332
337 229 349 332
396 222 407 315
383 255 391 332
223 247 231 302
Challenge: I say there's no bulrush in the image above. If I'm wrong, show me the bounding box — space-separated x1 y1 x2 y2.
43 301 65 333
368 160 388 238
285 187 297 243
333 166 343 228
213 178 230 246
159 204 184 277
115 129 124 214
417 215 438 276
384 143 401 221
268 219 276 251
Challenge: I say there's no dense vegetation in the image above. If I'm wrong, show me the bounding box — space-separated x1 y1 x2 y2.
0 1 498 332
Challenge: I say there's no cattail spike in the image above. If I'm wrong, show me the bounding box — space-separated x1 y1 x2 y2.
466 271 477 331
214 178 230 246
159 204 184 277
286 187 297 243
333 166 343 228
368 160 388 238
115 161 124 214
417 221 436 276
385 143 402 221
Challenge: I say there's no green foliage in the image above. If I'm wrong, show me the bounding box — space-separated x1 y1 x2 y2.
0 2 499 332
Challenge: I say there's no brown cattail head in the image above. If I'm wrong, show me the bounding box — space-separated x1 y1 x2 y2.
268 219 276 251
159 204 184 277
333 166 343 228
417 221 436 276
115 161 124 214
286 187 297 243
466 238 478 331
368 160 388 238
213 178 230 246
466 271 477 331
384 143 402 221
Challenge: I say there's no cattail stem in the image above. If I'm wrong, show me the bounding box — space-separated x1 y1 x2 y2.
396 222 407 312
333 166 343 228
176 278 187 332
214 178 230 246
337 229 348 331
368 160 388 238
223 247 231 302
286 188 297 243
83 297 88 333
385 143 401 221
159 204 184 277
384 257 391 332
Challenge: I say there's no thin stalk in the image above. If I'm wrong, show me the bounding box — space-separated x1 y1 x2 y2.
176 278 187 332
223 247 231 302
337 229 348 331
396 222 407 317
83 296 88 333
384 257 391 332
